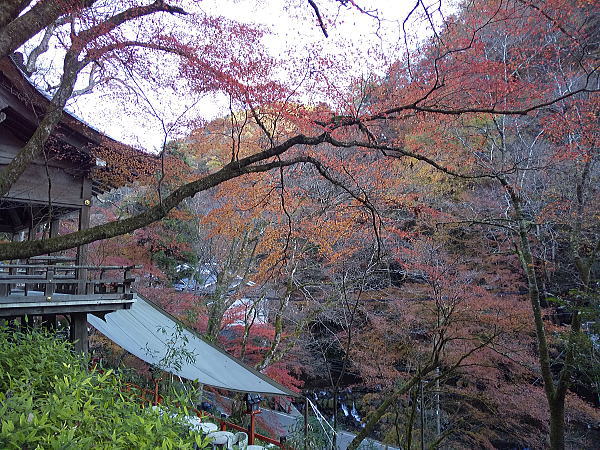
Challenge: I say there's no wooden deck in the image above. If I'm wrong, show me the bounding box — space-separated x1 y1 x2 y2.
0 259 139 317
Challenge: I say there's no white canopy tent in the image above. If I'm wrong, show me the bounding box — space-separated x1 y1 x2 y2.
87 293 297 397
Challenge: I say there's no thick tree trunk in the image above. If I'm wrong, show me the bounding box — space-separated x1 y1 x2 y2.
0 1 101 60
0 0 30 29
0 1 188 199
0 0 63 59
0 52 81 197
0 139 327 260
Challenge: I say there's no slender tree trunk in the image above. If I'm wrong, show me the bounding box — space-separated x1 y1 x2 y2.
240 300 258 361
347 367 435 450
206 297 226 340
256 268 294 369
501 178 575 450
549 396 565 450
332 388 338 450
406 386 418 449
255 293 288 371
347 380 419 450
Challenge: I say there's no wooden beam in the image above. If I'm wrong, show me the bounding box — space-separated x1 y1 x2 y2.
0 293 134 304
0 263 140 269
0 301 133 316
0 277 137 284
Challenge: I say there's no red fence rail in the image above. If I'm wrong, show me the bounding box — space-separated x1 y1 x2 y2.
122 380 291 448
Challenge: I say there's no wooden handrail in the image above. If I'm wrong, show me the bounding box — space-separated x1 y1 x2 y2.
0 277 137 284
199 411 290 448
121 382 290 448
0 294 134 303
0 264 142 270
29 256 77 261
0 261 139 300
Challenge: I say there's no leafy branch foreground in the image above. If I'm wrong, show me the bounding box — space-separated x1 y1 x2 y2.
0 327 209 449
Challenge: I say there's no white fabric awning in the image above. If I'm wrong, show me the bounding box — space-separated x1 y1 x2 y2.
87 294 297 396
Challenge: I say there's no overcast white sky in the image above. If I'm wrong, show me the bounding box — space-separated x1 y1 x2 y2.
63 0 430 152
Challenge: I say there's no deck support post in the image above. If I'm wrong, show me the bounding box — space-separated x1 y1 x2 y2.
70 312 88 354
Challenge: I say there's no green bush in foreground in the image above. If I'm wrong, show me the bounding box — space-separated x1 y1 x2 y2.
0 326 209 449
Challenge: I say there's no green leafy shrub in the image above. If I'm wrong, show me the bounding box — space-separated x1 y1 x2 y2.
0 326 210 449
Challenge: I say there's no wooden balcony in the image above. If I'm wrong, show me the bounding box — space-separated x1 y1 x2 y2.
0 257 139 317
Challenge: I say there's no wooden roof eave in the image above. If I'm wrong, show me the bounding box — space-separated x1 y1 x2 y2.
0 56 152 194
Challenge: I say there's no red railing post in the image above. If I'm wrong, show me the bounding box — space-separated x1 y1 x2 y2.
153 378 161 406
248 410 261 445
249 412 255 445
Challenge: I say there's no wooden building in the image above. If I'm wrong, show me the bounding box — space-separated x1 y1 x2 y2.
0 56 146 353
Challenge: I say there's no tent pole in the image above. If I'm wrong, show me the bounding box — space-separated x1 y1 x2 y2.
304 397 309 450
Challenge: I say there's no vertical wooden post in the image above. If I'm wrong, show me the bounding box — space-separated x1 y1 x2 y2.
0 232 8 295
42 261 56 331
25 221 34 296
70 312 88 354
77 180 92 295
7 232 23 296
248 411 256 445
41 218 59 329
1 234 18 297
44 265 55 298
98 269 106 294
123 266 132 298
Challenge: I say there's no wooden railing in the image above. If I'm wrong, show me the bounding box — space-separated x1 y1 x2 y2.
207 411 289 448
0 260 140 299
124 380 291 448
